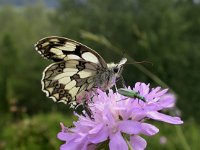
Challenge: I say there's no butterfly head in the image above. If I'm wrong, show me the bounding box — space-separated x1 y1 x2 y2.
108 58 127 78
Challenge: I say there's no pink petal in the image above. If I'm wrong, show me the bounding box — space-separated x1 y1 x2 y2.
141 123 159 136
141 83 150 95
109 131 128 150
152 87 161 93
57 132 75 141
135 82 142 90
119 120 142 134
89 124 103 134
144 103 162 111
60 144 70 150
147 111 183 124
103 106 116 126
88 125 109 143
61 137 90 150
139 83 149 95
155 89 168 97
130 135 147 150
81 141 90 150
60 141 81 150
148 87 161 97
58 123 75 141
159 94 176 108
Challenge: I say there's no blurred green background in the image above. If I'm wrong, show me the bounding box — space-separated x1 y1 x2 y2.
0 0 200 149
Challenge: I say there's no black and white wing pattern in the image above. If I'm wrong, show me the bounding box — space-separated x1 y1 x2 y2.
35 36 127 106
35 36 107 67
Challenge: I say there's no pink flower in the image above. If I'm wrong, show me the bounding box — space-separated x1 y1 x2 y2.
130 83 183 124
58 82 183 150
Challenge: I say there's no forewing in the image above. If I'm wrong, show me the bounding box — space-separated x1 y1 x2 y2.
35 36 107 68
42 59 98 105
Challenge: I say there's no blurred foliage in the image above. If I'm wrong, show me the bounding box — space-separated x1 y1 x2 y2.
0 112 74 150
145 119 200 150
0 0 200 149
0 4 70 116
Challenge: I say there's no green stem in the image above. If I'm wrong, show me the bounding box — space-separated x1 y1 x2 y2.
124 136 133 150
175 125 191 150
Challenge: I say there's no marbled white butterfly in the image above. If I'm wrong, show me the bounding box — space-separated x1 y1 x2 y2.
35 36 127 106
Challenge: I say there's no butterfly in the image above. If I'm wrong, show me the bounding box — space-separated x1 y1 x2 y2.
35 36 127 107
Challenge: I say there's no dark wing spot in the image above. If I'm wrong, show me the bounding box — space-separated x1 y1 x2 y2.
70 74 80 80
76 61 86 71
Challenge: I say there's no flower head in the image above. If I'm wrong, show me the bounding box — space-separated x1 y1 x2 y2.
58 82 183 150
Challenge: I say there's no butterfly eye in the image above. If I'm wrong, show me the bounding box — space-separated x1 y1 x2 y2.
113 68 119 73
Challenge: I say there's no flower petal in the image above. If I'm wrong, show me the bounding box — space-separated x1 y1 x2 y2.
109 131 128 150
88 125 109 143
155 89 168 97
141 123 159 136
62 136 91 150
159 94 176 108
103 105 116 126
130 135 147 150
57 132 75 141
89 123 103 134
147 111 183 124
119 120 142 134
60 141 81 150
57 123 76 141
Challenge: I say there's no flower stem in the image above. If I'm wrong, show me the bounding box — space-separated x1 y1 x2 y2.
124 136 133 150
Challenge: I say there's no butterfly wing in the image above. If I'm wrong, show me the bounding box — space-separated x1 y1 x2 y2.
35 36 108 105
35 36 107 68
42 59 99 105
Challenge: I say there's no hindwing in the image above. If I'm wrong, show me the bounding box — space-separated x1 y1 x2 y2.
42 59 99 105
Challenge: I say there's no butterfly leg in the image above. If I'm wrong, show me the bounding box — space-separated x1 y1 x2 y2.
120 75 127 88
